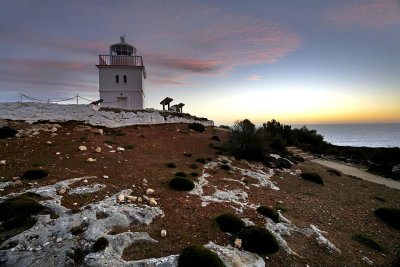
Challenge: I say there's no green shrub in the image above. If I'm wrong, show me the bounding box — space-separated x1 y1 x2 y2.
0 193 45 230
215 213 245 233
188 123 206 133
327 169 341 176
352 233 385 252
220 164 231 171
169 177 195 191
166 162 177 168
196 158 207 164
178 245 224 267
22 169 48 180
92 237 109 252
275 203 288 212
175 172 187 177
256 206 280 223
237 226 279 254
374 207 400 230
0 126 18 139
300 173 324 184
212 136 221 141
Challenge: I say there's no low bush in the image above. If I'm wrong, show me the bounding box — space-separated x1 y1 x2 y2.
237 226 279 254
256 206 280 223
374 207 400 230
175 172 187 177
215 213 245 233
22 169 48 180
0 126 18 139
220 164 231 171
188 123 206 133
169 177 195 191
211 136 221 141
352 233 385 252
178 245 224 267
166 162 177 168
300 173 324 184
92 237 109 252
275 202 288 212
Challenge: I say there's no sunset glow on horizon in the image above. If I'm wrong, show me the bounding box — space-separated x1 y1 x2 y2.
0 0 399 125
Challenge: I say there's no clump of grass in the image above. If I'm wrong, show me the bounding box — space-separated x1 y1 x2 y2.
184 152 192 157
211 136 221 141
22 169 48 180
300 173 324 184
237 226 279 254
169 177 195 191
166 162 177 168
374 207 400 230
175 172 187 177
196 158 207 164
275 202 288 212
0 126 18 139
327 169 342 176
220 164 231 171
215 213 245 233
92 237 109 252
0 193 45 230
352 233 385 252
178 245 224 267
256 206 280 223
190 172 198 177
190 164 198 169
124 144 134 149
188 123 205 133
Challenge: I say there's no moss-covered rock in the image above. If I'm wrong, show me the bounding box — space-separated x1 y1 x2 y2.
237 226 279 254
256 206 280 223
169 177 195 191
178 245 224 267
215 213 245 233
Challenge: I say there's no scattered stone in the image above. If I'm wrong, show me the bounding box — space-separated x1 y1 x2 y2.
161 230 167 238
12 176 19 180
58 188 67 195
234 238 242 248
104 144 112 149
50 127 58 133
56 238 62 243
137 197 142 202
50 133 58 137
90 128 103 135
149 198 157 206
94 146 102 153
83 179 88 183
56 152 61 155
277 200 284 204
117 193 125 203
126 196 137 202
143 178 148 186
73 202 78 206
146 188 154 195
0 160 6 165
117 147 125 152
73 125 91 131
102 175 109 179
361 256 373 266
86 158 96 163
78 146 87 151
46 141 52 145
13 180 22 186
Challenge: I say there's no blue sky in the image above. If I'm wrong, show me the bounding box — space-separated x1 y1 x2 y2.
0 0 399 125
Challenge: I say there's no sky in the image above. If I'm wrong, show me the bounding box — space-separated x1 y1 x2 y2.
0 0 399 126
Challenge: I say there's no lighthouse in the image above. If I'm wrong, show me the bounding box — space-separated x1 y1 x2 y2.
97 36 146 109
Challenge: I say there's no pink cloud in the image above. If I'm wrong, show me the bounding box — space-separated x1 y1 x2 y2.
325 0 400 27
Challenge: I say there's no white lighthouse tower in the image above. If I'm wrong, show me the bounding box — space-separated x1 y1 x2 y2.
97 36 146 109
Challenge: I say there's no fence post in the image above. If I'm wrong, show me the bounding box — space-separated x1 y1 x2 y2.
76 94 79 105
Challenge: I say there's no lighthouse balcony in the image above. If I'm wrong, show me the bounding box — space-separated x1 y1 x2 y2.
98 55 144 67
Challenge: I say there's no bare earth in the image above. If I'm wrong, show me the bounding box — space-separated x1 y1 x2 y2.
0 121 399 266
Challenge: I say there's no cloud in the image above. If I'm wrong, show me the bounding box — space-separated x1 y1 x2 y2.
248 75 261 81
325 0 400 27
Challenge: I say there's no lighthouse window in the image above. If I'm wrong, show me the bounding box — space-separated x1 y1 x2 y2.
115 75 119 83
123 75 127 83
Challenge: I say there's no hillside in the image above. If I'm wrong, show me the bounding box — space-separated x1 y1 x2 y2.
0 104 399 266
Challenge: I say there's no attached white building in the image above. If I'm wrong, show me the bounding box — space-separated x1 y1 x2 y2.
97 37 146 109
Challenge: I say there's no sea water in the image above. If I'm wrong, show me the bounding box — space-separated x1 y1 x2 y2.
293 123 400 148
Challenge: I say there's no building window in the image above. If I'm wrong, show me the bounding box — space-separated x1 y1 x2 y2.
123 75 127 83
115 75 119 83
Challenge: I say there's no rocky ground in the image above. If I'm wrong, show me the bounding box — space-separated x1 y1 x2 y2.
0 120 400 266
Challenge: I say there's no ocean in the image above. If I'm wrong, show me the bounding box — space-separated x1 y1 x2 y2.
292 123 400 148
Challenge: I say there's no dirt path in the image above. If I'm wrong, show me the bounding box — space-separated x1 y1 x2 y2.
312 159 400 190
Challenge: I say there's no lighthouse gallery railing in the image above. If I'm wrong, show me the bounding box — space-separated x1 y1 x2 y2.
98 55 144 67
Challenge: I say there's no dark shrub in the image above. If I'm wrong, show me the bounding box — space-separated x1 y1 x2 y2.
212 136 221 141
178 245 224 267
169 177 195 191
300 173 324 184
219 125 230 130
71 225 87 235
184 152 192 157
175 172 187 177
0 126 18 139
22 169 48 180
352 233 385 252
196 158 207 164
327 169 341 176
188 123 205 133
166 162 176 168
124 144 134 149
256 206 280 223
215 213 245 233
92 237 109 252
220 164 231 171
237 226 279 254
269 135 287 153
374 207 400 230
0 193 45 230
190 172 198 177
190 164 198 169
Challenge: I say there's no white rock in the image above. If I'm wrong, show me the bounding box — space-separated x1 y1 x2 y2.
56 152 61 155
149 198 157 206
0 160 6 165
46 141 52 145
126 195 137 202
117 147 125 152
56 238 62 243
146 188 154 195
277 200 284 204
234 238 242 248
50 127 58 132
94 146 102 153
90 128 103 135
86 158 96 163
117 194 125 202
160 230 167 238
83 179 88 183
50 133 58 137
361 256 373 266
78 146 87 151
73 202 78 206
58 188 67 195
137 197 142 202
143 178 147 185
102 175 109 179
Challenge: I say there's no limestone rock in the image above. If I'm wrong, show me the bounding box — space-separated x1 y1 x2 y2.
90 128 103 135
234 238 242 248
117 147 125 152
87 158 96 163
46 141 52 145
102 175 109 179
56 238 62 243
58 188 67 195
117 193 125 203
160 230 167 238
149 198 157 206
146 188 154 195
0 160 5 165
143 178 148 186
78 146 87 151
94 147 102 153
126 195 137 202
137 197 142 202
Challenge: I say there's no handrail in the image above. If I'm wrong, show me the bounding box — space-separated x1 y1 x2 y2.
98 55 144 67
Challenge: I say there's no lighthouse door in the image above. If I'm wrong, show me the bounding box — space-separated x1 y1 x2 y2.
117 97 128 108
